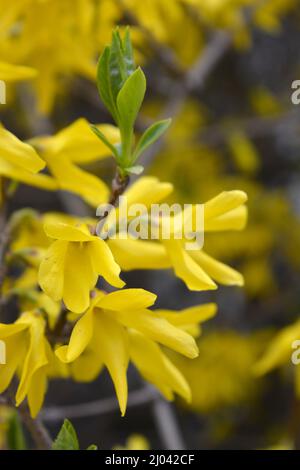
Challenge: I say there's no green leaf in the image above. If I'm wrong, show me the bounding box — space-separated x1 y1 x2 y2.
109 29 127 99
87 444 98 450
52 419 79 450
7 412 27 450
90 124 120 159
117 67 146 137
124 165 144 175
109 28 135 103
123 27 135 77
133 119 172 161
96 28 136 126
97 46 119 123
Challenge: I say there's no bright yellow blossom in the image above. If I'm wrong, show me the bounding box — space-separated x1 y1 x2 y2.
114 434 150 450
38 221 124 313
31 118 120 206
0 311 50 418
254 320 300 396
105 177 247 291
56 289 216 415
0 124 52 188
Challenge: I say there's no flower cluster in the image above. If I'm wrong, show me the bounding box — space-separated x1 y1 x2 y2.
0 28 247 419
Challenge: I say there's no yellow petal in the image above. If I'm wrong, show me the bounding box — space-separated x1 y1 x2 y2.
0 333 26 394
16 314 48 406
46 156 109 207
40 118 120 163
191 250 244 286
70 350 103 383
0 126 45 173
94 312 129 416
97 289 156 311
164 239 217 291
56 309 94 363
129 330 191 402
0 61 37 82
204 191 248 220
112 309 198 359
157 303 217 326
88 238 125 288
108 238 171 270
38 240 68 301
205 205 248 231
63 242 97 313
253 320 300 376
27 367 48 418
0 156 57 189
124 177 173 208
0 322 28 339
44 222 93 241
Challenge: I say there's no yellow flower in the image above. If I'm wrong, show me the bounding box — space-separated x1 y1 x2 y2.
56 289 216 416
114 434 150 450
0 124 55 190
31 118 120 207
170 330 267 413
38 221 124 313
0 0 121 112
4 266 61 331
254 319 300 396
0 311 50 418
106 177 247 291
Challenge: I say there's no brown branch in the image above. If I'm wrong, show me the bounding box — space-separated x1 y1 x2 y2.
197 108 300 147
2 384 52 450
109 172 130 206
17 402 52 450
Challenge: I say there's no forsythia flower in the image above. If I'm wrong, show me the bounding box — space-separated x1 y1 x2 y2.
113 434 150 450
0 125 55 190
106 177 247 290
38 221 124 313
56 289 216 415
171 330 267 413
0 311 50 418
30 118 120 206
254 320 300 395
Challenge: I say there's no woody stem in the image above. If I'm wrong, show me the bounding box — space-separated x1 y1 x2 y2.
3 383 52 450
18 402 52 450
109 171 130 207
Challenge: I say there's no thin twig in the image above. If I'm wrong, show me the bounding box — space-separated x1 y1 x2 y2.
196 109 300 147
41 385 158 422
152 399 186 450
3 385 52 450
18 402 52 450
